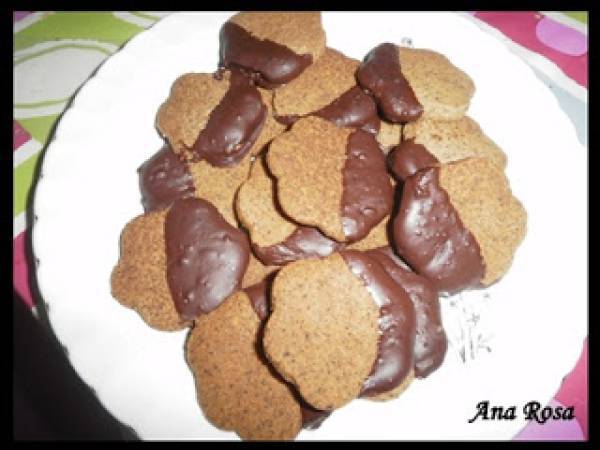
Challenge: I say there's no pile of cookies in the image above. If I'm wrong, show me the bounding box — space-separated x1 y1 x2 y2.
111 12 527 440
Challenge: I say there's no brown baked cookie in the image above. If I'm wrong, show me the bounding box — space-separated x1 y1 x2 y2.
263 251 417 409
138 143 252 226
111 197 251 327
220 12 326 89
389 116 506 181
392 158 527 295
111 210 188 331
376 120 402 153
356 43 474 123
156 70 285 165
242 253 279 288
267 116 393 242
186 287 302 440
365 246 447 378
273 48 380 134
236 154 342 265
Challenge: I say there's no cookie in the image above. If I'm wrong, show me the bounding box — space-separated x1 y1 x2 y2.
376 120 402 152
156 70 285 165
165 197 250 319
263 253 380 410
236 154 341 265
347 215 390 251
389 116 506 180
366 246 447 378
263 251 417 409
112 197 251 327
273 48 380 134
139 144 252 226
242 253 279 288
186 286 303 440
267 116 393 242
111 210 188 331
220 12 326 88
357 43 474 123
399 47 475 121
392 158 527 294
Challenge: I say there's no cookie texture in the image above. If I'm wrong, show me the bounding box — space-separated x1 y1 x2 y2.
273 48 359 117
438 158 527 285
188 154 252 227
156 71 284 163
186 290 303 440
268 116 393 242
376 120 402 152
111 210 188 331
403 116 506 169
398 47 475 120
242 253 279 288
267 117 350 240
229 12 325 58
220 13 326 88
237 155 297 247
263 254 380 410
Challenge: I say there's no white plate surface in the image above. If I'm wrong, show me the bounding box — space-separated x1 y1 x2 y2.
32 12 587 440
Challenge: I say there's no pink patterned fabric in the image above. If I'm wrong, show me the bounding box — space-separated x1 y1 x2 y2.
555 338 588 437
13 121 31 150
474 12 587 88
13 11 32 22
13 231 34 307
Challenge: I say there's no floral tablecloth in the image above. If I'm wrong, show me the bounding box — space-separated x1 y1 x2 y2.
12 11 588 441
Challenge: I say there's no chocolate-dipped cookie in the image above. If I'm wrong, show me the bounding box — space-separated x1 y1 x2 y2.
267 116 393 243
263 251 417 410
156 70 285 165
236 154 341 265
273 48 379 134
389 116 506 181
186 285 303 440
357 43 474 123
111 210 188 331
139 144 252 226
219 12 326 89
111 197 250 328
392 158 526 295
366 247 447 378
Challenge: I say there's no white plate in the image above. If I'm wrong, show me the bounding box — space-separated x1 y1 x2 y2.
32 12 587 440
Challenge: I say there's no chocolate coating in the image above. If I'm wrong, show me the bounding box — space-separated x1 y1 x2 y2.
220 21 312 89
341 250 416 397
275 86 380 134
300 404 332 430
392 167 485 294
341 130 394 242
388 138 439 181
165 198 250 320
367 247 447 378
244 279 269 321
253 226 342 266
191 70 266 167
316 86 380 134
356 43 423 123
138 144 195 212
